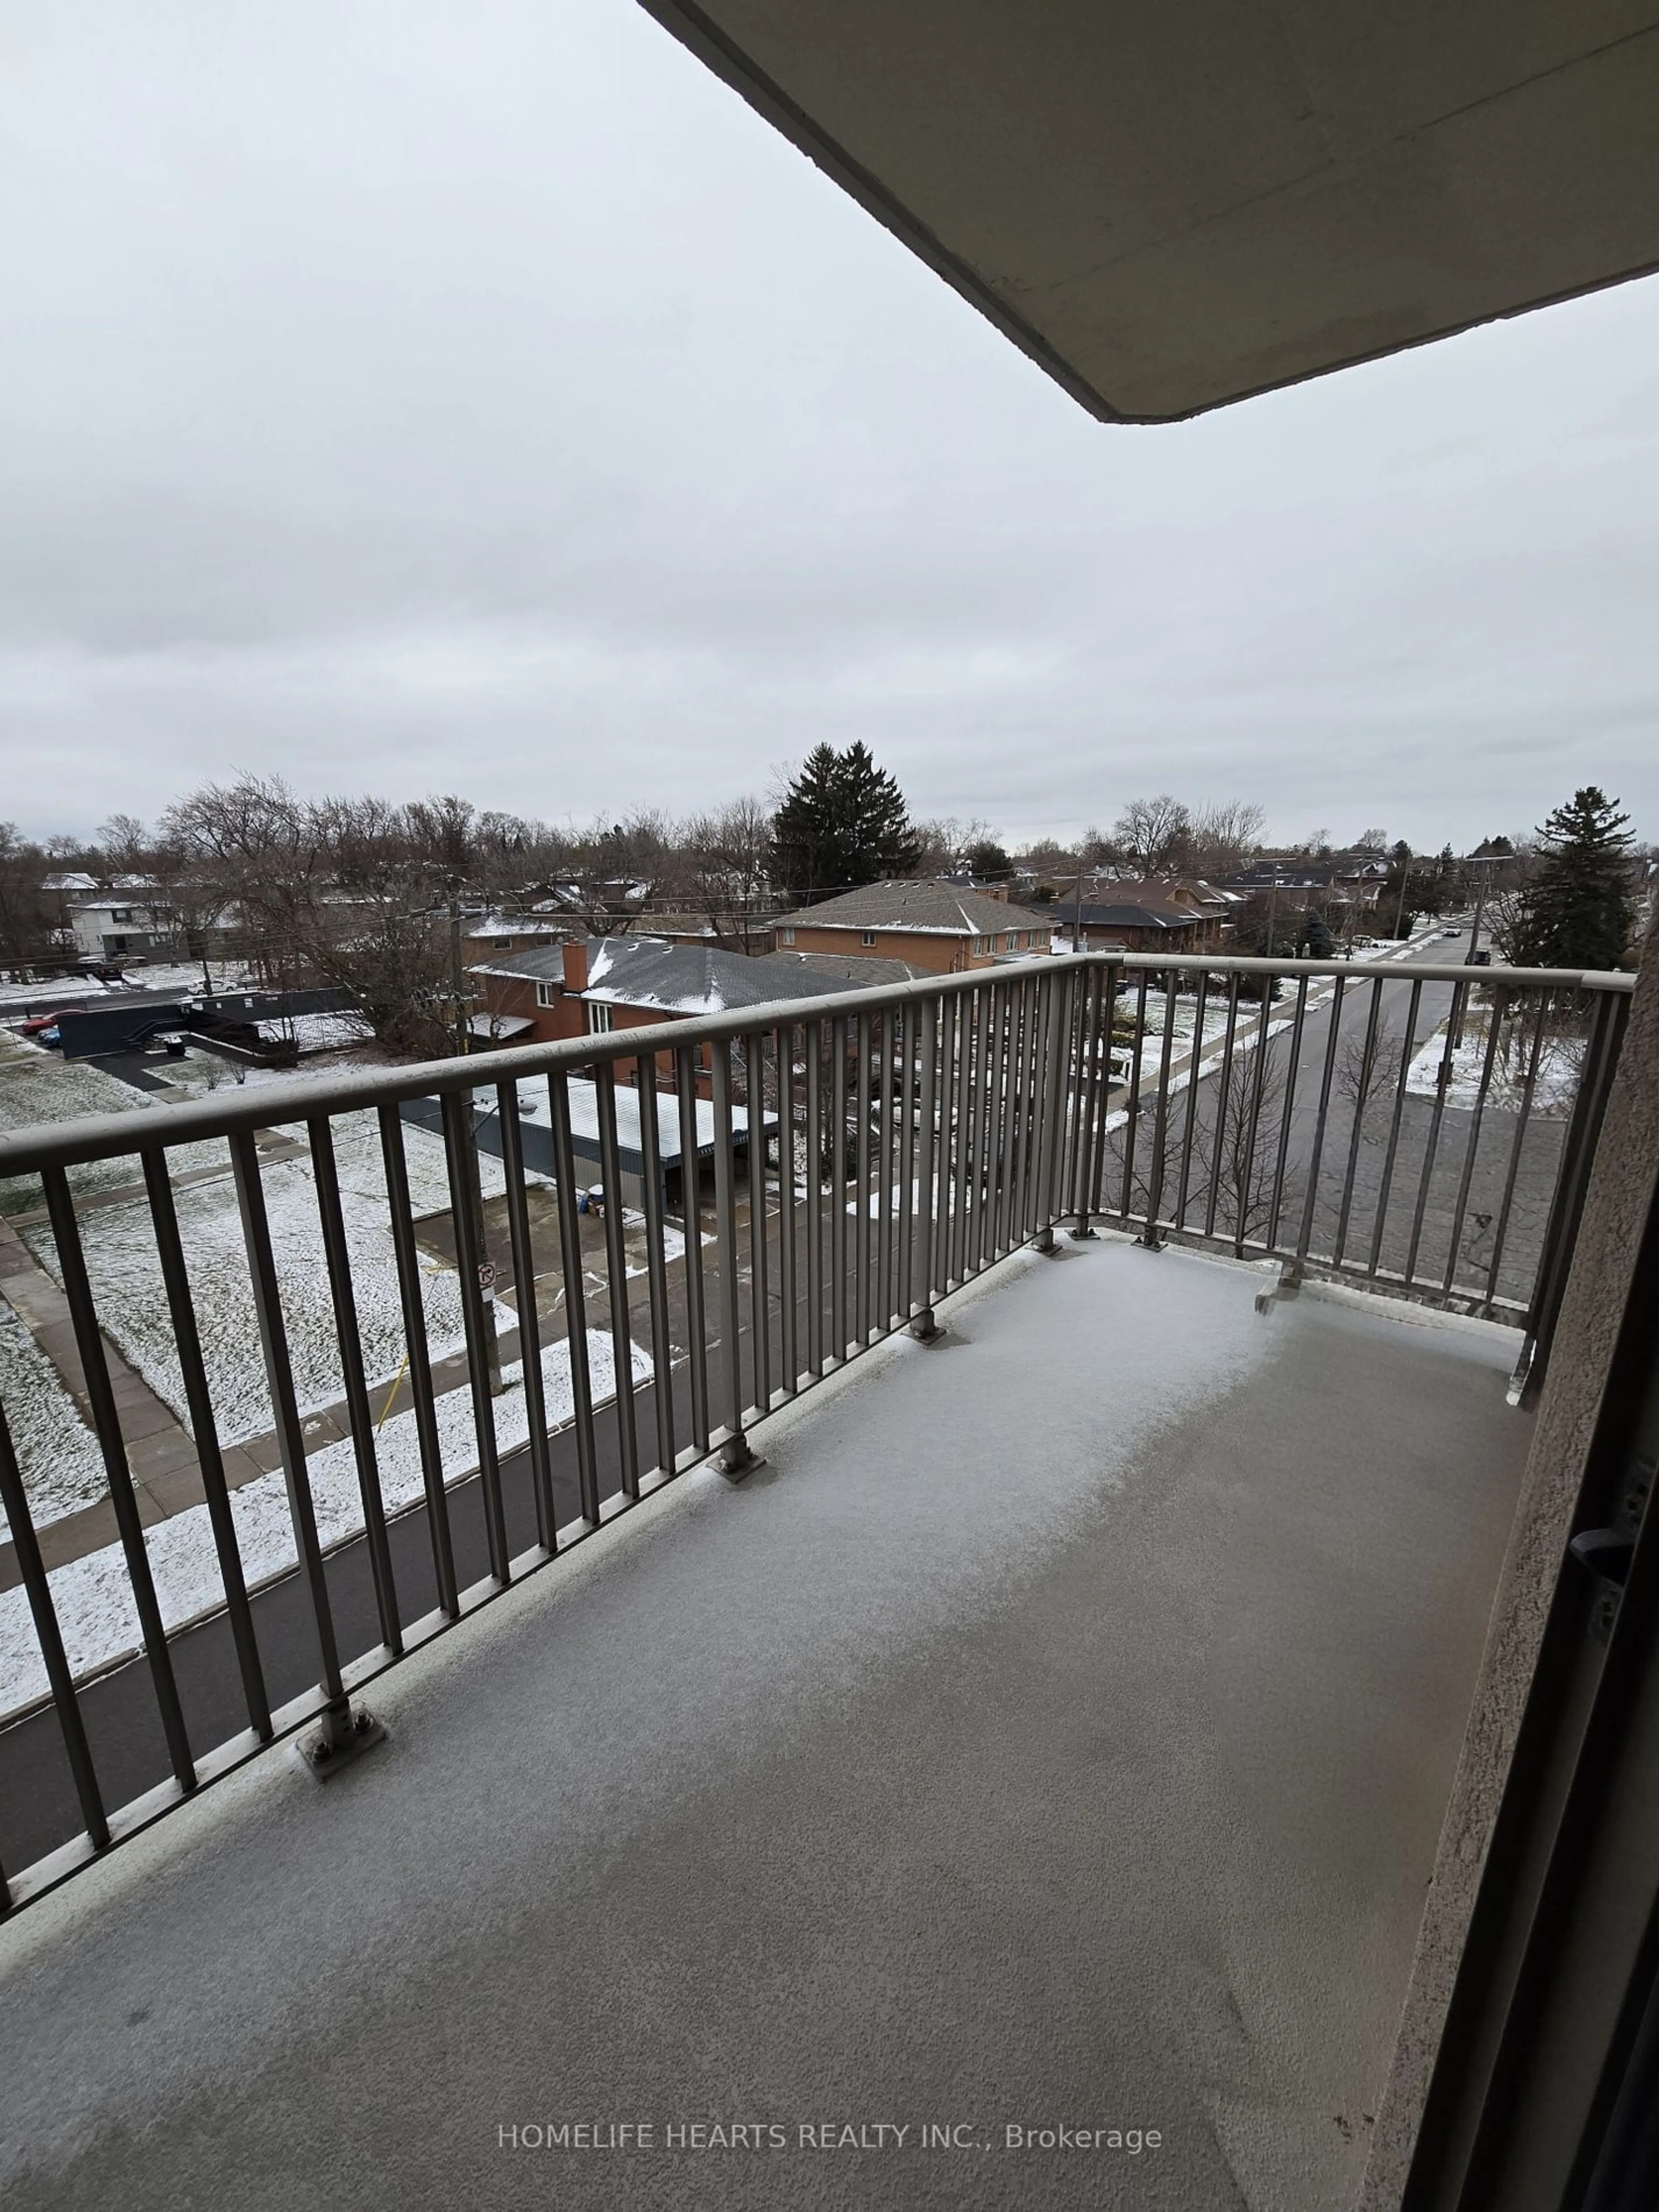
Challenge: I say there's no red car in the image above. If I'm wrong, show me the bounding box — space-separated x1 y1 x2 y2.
17 1008 78 1037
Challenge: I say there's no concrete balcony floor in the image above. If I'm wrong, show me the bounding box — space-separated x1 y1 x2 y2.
0 1239 1529 2211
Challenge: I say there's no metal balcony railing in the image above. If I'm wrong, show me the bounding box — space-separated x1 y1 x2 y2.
0 949 1633 1910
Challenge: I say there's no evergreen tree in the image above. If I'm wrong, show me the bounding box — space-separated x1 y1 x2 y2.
770 743 921 901
963 837 1014 882
1517 788 1635 970
1300 909 1335 958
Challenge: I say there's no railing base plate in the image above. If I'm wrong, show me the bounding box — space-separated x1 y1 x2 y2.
296 1707 386 1782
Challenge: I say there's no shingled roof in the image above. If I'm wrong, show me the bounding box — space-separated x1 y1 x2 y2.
788 879 1050 936
582 937 916 1016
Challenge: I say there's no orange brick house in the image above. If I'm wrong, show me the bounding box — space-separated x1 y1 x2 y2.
775 880 1054 973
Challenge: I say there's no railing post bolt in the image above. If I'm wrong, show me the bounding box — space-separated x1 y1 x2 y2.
715 1431 759 1481
297 1700 385 1781
909 1306 941 1342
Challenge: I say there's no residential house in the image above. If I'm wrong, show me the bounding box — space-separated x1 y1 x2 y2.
1049 878 1233 953
777 879 1052 973
68 897 182 965
468 934 928 1085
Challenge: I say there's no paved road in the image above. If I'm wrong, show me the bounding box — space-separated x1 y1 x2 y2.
1096 931 1571 1310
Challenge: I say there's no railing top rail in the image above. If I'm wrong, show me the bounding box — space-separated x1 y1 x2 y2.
0 949 1632 1175
1120 951 1635 991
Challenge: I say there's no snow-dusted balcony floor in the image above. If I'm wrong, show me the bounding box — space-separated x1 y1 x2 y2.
0 1237 1529 2212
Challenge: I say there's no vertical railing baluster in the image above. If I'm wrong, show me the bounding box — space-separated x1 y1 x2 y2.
1365 979 1423 1282
1290 976 1347 1278
853 1011 872 1346
1233 978 1275 1258
1402 978 1463 1287
379 1104 460 1614
142 1147 275 1726
0 1399 111 1853
1441 987 1509 1299
675 1045 712 1452
831 1014 849 1361
230 1132 354 1752
631 1054 677 1478
1483 994 1552 1309
744 1031 772 1411
1139 975 1180 1247
1117 970 1150 1225
1266 975 1311 1255
1173 969 1211 1231
912 992 940 1332
709 1033 754 1471
592 1059 640 1502
307 1119 403 1651
949 988 972 1282
775 1020 800 1394
440 1092 510 1583
547 1072 601 1526
41 1166 196 1794
1201 976 1242 1242
1331 977 1384 1269
894 1007 915 1322
494 1081 556 1551
803 1020 825 1381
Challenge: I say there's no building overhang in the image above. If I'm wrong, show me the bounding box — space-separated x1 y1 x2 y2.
638 0 1659 420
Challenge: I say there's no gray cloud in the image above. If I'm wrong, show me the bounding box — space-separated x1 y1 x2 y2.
3 0 1656 851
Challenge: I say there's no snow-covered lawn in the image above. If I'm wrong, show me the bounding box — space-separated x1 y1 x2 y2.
0 1032 233 1217
0 1302 108 1540
19 1114 518 1445
0 1329 653 1717
1406 1022 1583 1117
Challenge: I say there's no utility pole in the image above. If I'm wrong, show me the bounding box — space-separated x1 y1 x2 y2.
1070 859 1087 953
447 876 468 1057
1392 844 1413 941
1450 854 1494 1054
1265 880 1278 960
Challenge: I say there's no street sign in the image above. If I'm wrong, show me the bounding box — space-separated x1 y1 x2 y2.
477 1259 496 1295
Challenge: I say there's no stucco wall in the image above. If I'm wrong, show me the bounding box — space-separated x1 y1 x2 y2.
1359 932 1659 2208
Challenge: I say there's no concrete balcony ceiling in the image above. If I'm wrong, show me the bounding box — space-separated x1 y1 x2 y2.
639 0 1659 418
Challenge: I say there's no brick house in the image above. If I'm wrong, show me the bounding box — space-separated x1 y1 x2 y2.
1049 878 1233 954
467 936 927 1073
776 880 1053 973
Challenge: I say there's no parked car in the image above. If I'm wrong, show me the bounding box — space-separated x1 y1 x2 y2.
17 1008 77 1036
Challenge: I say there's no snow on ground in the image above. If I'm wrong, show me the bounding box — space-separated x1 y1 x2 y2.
1406 1023 1583 1116
19 1114 513 1445
0 1032 230 1216
0 1302 108 1540
254 1012 376 1052
0 1329 654 1717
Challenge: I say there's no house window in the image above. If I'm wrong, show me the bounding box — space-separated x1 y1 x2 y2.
111 908 133 924
861 931 876 947
493 936 513 950
588 1003 614 1033
1006 932 1017 949
535 982 558 1007
779 927 795 946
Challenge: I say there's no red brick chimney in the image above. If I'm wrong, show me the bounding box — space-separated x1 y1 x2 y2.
562 938 589 992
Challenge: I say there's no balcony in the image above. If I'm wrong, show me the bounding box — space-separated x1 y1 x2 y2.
0 949 1636 2208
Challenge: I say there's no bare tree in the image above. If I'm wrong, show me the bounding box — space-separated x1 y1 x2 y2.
1335 1015 1403 1138
1112 795 1192 877
680 797 774 948
1186 1034 1299 1246
1186 801 1265 881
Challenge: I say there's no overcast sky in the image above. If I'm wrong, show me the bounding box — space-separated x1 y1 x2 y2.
3 1 1657 854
